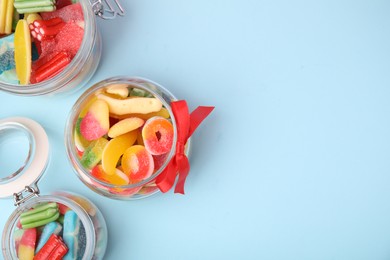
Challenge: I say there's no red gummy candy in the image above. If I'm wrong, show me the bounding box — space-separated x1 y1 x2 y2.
53 21 84 58
40 3 84 23
55 0 73 9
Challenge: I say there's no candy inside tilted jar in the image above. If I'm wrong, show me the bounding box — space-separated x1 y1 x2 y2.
0 117 107 259
65 76 190 200
0 0 124 95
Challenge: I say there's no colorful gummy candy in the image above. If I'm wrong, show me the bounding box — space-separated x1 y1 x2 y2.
13 202 86 260
74 85 175 196
0 1 84 85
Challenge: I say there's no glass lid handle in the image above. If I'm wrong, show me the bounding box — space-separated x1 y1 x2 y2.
13 184 40 207
90 0 125 20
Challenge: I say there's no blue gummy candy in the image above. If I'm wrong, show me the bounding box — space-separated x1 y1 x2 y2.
63 211 81 260
0 49 15 74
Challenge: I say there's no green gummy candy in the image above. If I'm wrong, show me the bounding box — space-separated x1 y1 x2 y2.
20 202 60 229
80 138 108 169
22 212 60 229
58 214 65 224
75 118 83 136
15 5 55 14
14 0 54 8
21 202 57 218
130 88 153 97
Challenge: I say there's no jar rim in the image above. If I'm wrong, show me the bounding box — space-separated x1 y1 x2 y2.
0 0 97 95
0 117 49 198
1 194 96 259
65 76 184 190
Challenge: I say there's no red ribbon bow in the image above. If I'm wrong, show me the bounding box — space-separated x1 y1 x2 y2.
156 100 214 194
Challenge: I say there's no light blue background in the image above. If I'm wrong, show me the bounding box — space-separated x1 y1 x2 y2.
1 0 390 259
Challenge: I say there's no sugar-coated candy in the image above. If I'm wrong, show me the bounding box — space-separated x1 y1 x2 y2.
107 117 144 138
14 19 32 85
31 51 71 83
14 0 56 14
34 234 68 260
25 13 42 25
29 17 65 41
129 87 153 97
105 83 129 98
40 2 83 22
80 99 110 141
101 130 137 175
92 165 129 186
18 228 36 260
58 202 71 215
142 117 174 155
13 228 24 254
35 221 62 253
63 210 80 260
0 34 15 74
0 0 14 34
20 202 59 229
121 145 154 181
80 137 108 169
97 94 163 115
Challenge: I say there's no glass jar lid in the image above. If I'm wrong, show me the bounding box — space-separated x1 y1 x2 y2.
0 117 49 198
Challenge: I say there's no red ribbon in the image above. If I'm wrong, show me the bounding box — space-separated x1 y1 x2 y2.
156 100 214 194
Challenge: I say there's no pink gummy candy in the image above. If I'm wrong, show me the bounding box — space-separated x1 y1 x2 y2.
53 21 84 58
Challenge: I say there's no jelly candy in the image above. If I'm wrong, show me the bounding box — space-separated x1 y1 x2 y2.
18 228 36 260
14 19 32 85
20 202 60 229
14 0 56 14
80 99 110 141
13 228 24 254
31 51 71 83
142 116 174 155
35 221 62 253
101 130 137 175
0 34 15 74
29 17 65 41
53 21 84 58
34 234 68 260
40 2 83 22
129 87 153 97
105 83 129 98
92 165 129 186
80 137 108 169
63 210 80 260
97 94 163 115
0 0 14 35
107 117 144 138
24 13 42 25
57 202 70 215
121 145 154 182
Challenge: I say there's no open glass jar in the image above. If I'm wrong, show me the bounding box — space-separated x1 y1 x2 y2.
0 117 107 259
0 0 124 95
65 76 191 200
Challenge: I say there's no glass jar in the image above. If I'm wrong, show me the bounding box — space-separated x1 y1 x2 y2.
0 0 103 95
65 76 191 200
0 117 107 259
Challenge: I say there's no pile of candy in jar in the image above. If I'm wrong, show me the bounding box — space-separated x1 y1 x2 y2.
14 202 86 259
0 0 84 85
74 83 175 196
